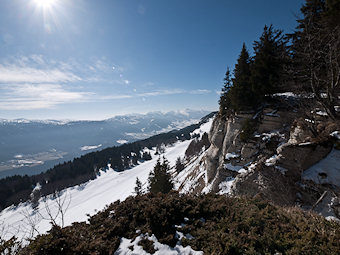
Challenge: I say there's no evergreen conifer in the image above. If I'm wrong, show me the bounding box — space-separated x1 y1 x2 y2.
148 157 173 194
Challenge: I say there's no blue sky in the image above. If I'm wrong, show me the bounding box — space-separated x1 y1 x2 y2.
0 0 305 120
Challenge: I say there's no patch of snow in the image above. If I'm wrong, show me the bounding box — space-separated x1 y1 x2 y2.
190 117 214 136
305 118 315 124
225 152 239 160
114 233 203 255
302 148 340 187
331 131 340 140
32 183 42 192
218 177 235 195
298 142 312 146
261 131 285 142
117 139 128 145
273 92 298 98
224 163 243 172
80 144 102 151
316 111 328 116
265 155 280 166
325 216 340 223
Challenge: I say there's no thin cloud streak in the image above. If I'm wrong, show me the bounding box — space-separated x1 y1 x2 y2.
99 89 209 101
190 89 211 94
0 65 81 84
0 84 91 110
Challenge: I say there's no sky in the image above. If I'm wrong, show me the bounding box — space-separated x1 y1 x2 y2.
0 0 305 120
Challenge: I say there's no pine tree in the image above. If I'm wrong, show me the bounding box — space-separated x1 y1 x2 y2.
251 25 287 101
219 67 233 116
134 177 143 196
148 157 173 194
229 43 255 111
175 157 185 173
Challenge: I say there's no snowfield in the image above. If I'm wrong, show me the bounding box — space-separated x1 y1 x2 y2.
0 118 214 244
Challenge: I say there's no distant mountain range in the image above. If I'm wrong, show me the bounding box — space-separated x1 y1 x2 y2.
0 109 210 178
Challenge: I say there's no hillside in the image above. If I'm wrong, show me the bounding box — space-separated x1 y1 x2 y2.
0 112 214 211
0 110 209 178
0 116 214 243
18 193 340 254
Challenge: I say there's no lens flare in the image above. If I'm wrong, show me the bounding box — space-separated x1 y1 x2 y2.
34 0 57 9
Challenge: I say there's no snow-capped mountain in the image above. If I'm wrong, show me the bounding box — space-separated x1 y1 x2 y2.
0 109 209 178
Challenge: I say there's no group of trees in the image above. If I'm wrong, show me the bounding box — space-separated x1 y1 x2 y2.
290 0 340 119
219 0 340 119
219 25 287 114
134 156 174 195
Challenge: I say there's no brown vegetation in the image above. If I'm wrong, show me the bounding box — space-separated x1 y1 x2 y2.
20 192 340 255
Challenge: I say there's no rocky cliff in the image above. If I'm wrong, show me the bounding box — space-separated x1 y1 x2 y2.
179 95 340 221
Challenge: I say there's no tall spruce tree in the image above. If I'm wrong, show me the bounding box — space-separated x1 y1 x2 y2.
229 43 255 111
219 67 232 116
251 25 287 101
148 157 173 194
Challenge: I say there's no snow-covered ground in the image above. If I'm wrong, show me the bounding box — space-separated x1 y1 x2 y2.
0 118 214 243
302 148 340 187
115 233 203 255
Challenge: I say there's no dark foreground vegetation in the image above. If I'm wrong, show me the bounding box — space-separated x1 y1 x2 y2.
16 193 340 255
0 113 214 211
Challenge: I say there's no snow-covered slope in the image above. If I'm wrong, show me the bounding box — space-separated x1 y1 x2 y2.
0 109 209 178
0 118 214 242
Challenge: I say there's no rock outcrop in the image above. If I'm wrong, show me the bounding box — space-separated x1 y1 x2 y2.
185 98 340 219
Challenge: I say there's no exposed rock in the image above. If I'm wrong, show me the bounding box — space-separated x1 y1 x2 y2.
240 142 258 159
205 113 252 190
231 164 297 206
276 142 333 182
183 101 339 220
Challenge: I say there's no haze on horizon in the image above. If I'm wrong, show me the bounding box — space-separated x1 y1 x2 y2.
0 0 304 120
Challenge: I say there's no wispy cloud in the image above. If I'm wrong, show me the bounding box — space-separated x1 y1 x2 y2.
190 89 211 94
0 55 90 110
0 65 81 84
139 89 184 97
99 89 207 101
0 84 91 110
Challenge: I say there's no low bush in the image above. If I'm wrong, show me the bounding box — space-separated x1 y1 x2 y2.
21 193 340 255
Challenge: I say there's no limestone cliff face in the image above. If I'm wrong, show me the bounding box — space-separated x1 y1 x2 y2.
176 97 339 219
204 113 252 191
200 103 339 216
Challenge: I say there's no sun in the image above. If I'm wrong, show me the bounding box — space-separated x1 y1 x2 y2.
34 0 57 9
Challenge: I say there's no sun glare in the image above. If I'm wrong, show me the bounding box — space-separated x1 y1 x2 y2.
34 0 57 9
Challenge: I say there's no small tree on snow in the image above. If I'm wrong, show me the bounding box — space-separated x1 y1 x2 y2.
175 157 185 173
134 177 143 196
148 157 173 194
